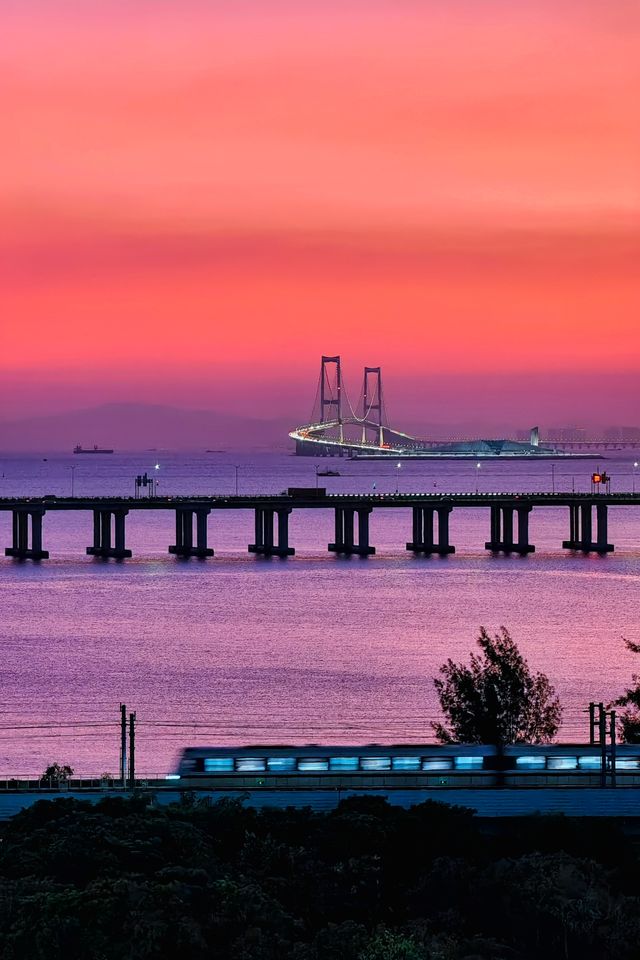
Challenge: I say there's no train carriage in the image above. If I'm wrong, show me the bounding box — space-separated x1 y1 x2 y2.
175 744 640 790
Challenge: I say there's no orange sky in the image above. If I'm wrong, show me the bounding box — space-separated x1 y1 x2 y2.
1 0 639 423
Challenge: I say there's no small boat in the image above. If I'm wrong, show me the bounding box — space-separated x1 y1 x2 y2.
74 444 114 454
317 468 341 477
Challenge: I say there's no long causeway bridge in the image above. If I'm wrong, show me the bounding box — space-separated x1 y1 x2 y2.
1 489 638 560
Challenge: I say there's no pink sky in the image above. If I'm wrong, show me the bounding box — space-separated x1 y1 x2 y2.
1 0 639 427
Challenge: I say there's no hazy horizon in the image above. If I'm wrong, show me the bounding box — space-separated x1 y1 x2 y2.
2 365 640 429
2 389 640 453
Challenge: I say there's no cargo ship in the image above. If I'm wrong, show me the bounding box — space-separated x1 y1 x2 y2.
73 444 114 454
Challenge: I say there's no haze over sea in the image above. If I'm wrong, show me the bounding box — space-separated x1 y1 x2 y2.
1 451 640 776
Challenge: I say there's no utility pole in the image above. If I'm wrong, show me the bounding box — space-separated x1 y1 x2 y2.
610 709 617 788
120 703 127 786
128 711 136 790
588 701 617 787
588 701 596 744
599 702 607 787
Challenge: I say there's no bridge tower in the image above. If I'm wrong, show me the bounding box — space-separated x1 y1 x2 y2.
362 366 384 446
320 355 343 442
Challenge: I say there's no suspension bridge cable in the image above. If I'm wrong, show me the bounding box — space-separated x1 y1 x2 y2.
309 364 323 424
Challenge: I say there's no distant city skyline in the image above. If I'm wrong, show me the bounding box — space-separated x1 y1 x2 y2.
2 0 638 431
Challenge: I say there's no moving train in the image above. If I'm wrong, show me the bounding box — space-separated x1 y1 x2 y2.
176 743 637 789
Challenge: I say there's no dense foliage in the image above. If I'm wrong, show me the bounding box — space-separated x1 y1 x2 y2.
1 794 640 959
433 627 562 744
611 637 640 742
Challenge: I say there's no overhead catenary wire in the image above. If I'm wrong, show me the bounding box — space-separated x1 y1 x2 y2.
0 711 593 730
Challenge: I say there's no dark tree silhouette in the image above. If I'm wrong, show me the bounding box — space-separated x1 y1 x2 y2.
433 626 562 744
0 794 639 959
611 638 640 743
41 763 74 783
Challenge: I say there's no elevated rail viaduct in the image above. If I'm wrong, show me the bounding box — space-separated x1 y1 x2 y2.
1 490 638 560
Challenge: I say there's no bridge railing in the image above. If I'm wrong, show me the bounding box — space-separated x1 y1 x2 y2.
0 775 178 792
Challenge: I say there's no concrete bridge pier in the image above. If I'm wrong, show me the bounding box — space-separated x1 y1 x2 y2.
329 507 375 555
485 504 534 554
406 505 455 555
169 508 213 558
249 508 295 557
563 502 614 553
87 509 132 559
5 509 49 559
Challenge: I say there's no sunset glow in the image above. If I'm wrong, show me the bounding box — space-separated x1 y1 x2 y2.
2 0 639 424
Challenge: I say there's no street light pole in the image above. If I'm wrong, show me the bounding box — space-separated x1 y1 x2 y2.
70 465 75 497
396 462 401 494
475 462 481 495
634 461 638 494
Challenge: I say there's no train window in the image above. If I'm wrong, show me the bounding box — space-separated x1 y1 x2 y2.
360 757 391 771
236 758 266 772
298 758 329 772
616 759 640 770
422 758 453 771
204 758 234 772
577 756 601 770
392 757 421 771
267 757 296 772
547 756 577 770
329 757 359 771
454 757 484 770
515 756 546 769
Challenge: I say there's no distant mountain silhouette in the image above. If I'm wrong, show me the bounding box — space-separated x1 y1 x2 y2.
0 403 292 452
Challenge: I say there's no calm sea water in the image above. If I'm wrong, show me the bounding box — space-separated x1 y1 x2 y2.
1 450 640 775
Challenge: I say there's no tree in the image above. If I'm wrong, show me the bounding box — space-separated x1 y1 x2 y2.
359 929 426 960
433 627 562 744
611 638 640 742
41 763 74 784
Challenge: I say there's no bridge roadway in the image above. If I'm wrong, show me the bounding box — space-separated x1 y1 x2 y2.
1 490 639 560
1 785 640 820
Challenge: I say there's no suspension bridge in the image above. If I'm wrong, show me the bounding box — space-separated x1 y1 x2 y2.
289 356 419 457
289 356 636 458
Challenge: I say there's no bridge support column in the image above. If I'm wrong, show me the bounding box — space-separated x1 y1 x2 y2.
329 507 375 555
517 505 533 553
562 502 614 553
436 505 454 554
406 505 455 554
169 508 214 557
249 508 294 557
87 509 132 558
485 504 534 554
5 509 49 559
